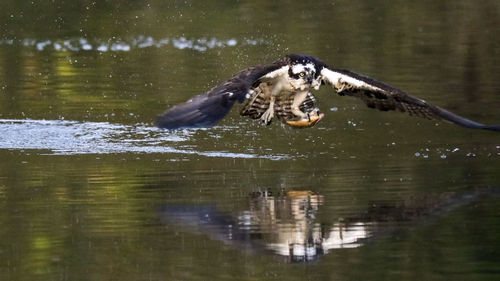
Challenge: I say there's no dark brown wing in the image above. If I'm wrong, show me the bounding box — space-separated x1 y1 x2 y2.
321 67 500 131
157 62 288 129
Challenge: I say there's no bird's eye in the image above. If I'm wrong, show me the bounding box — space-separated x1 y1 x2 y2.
299 72 305 77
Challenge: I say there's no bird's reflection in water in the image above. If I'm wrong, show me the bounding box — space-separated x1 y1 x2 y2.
245 190 369 262
160 190 372 262
159 188 494 262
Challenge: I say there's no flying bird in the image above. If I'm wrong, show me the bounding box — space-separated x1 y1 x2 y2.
157 54 500 131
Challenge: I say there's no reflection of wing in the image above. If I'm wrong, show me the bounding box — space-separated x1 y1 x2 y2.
157 62 288 129
321 67 500 131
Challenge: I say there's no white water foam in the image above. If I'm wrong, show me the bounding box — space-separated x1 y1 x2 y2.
0 119 286 160
0 36 265 53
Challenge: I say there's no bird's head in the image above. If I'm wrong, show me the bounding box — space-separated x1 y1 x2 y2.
287 60 321 91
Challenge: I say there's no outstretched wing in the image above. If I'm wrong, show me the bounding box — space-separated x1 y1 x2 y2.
157 62 289 129
320 67 500 131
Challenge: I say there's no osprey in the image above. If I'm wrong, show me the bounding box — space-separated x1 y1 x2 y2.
157 54 500 131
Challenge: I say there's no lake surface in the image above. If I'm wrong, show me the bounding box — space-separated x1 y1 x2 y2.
1 1 500 280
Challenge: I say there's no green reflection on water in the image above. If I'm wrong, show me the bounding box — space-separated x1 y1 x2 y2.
0 0 499 280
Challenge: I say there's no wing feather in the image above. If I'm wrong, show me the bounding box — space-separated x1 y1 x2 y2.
321 67 500 131
157 62 287 129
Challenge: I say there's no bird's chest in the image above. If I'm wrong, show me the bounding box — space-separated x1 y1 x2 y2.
255 80 308 98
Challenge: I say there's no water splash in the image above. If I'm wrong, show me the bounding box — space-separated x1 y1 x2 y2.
0 119 286 160
0 36 266 53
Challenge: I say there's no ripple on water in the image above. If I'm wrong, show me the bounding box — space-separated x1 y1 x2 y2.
0 119 287 160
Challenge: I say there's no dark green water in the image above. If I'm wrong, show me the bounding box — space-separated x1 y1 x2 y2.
1 1 500 280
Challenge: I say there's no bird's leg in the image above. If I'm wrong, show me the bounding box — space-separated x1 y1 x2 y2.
259 82 283 125
290 91 309 120
260 95 275 125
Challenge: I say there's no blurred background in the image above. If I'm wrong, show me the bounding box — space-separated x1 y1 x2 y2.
0 1 499 280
